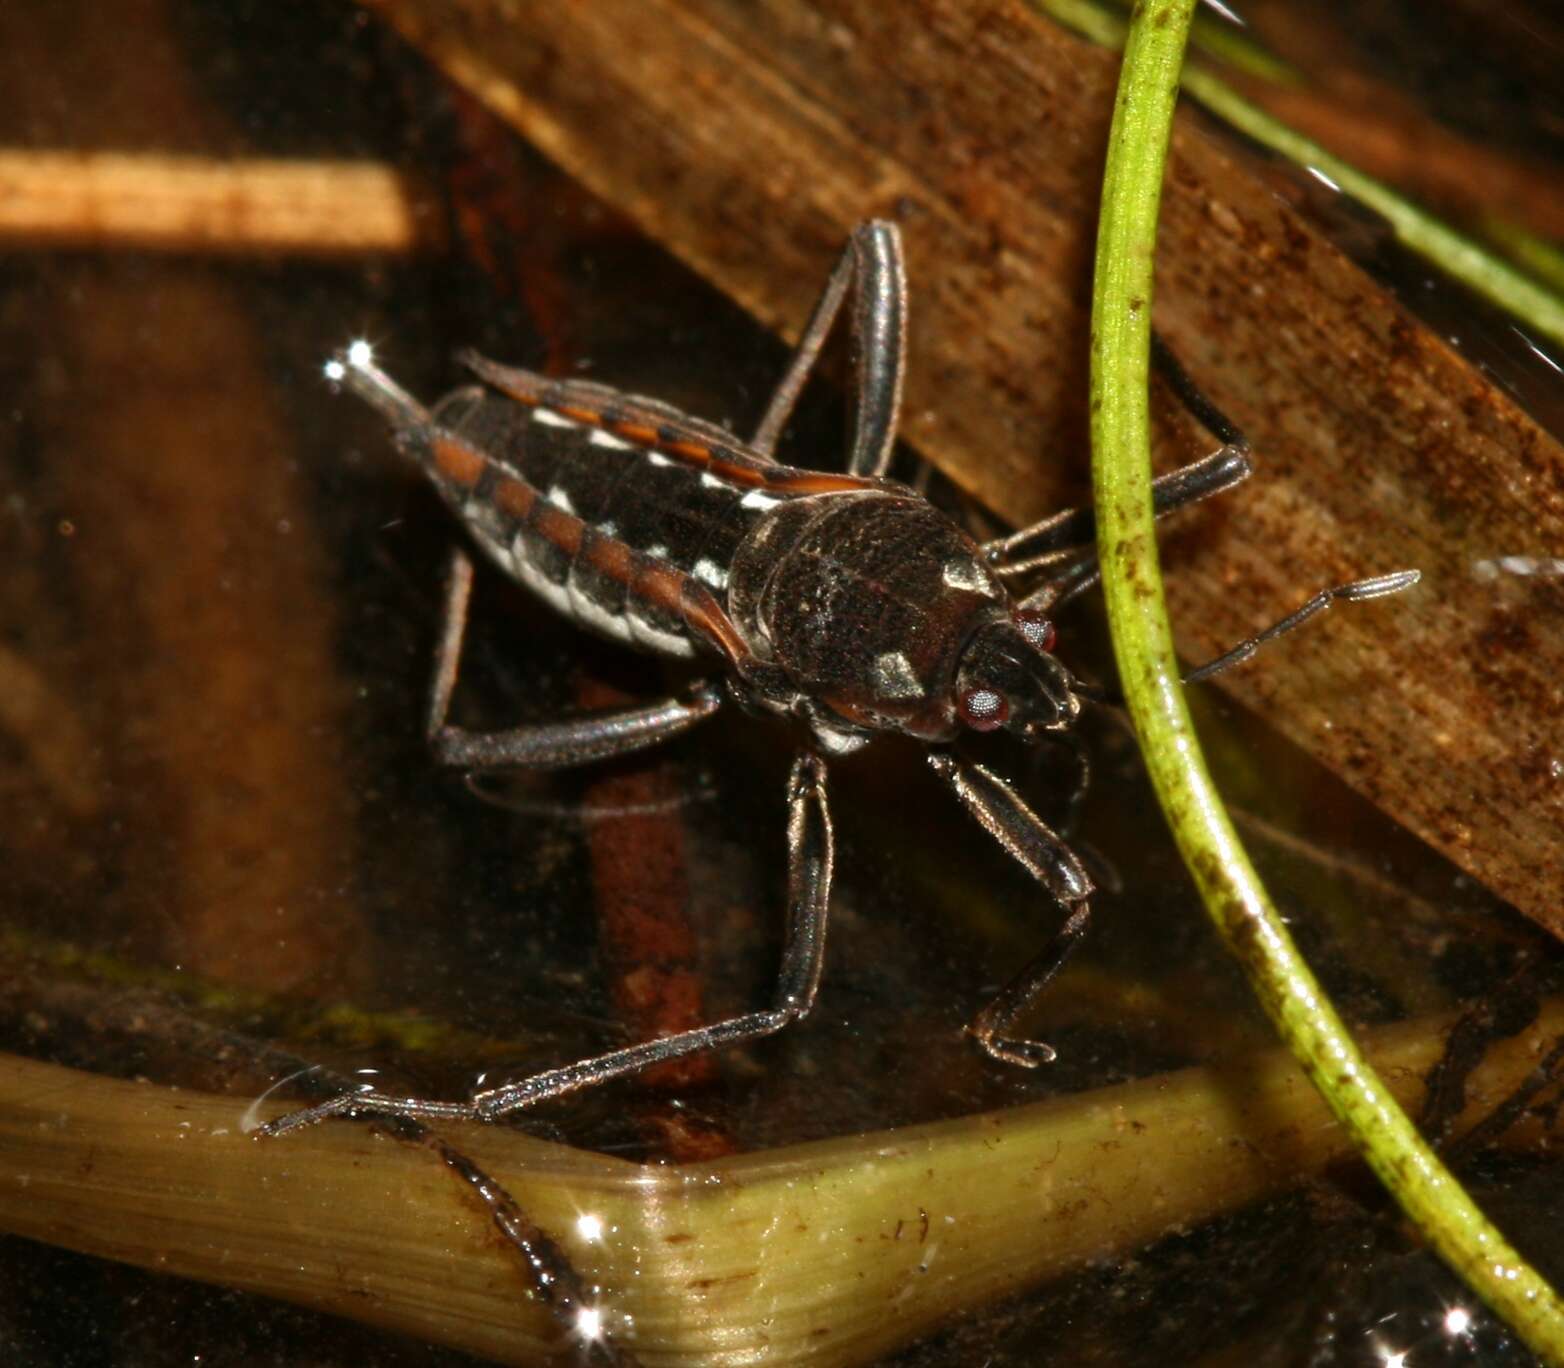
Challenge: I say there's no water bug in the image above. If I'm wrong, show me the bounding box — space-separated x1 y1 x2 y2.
262 221 1417 1134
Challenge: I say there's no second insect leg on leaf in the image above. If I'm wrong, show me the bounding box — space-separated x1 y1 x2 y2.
425 545 723 771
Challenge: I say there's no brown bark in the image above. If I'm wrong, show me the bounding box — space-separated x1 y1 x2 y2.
1231 0 1564 243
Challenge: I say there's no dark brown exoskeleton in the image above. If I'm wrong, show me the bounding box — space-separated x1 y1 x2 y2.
265 222 1415 1134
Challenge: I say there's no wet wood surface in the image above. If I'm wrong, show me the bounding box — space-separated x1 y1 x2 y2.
359 0 1564 935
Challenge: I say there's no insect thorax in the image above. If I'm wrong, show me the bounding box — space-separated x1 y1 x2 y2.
728 491 1009 742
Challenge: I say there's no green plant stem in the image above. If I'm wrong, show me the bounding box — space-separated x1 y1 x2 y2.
1087 0 1564 1360
1482 215 1564 298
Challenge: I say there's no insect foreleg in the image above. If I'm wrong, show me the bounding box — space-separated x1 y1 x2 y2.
751 220 907 478
985 444 1253 582
426 547 722 771
1015 556 1103 617
927 752 1095 1068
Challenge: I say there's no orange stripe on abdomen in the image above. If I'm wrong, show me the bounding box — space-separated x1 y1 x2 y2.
463 354 881 499
582 529 634 582
448 432 753 669
433 435 485 488
493 476 535 520
530 502 585 558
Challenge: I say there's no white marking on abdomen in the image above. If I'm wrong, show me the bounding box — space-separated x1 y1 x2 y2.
567 568 636 646
505 531 573 618
532 407 576 429
628 607 696 658
741 489 782 511
546 485 576 514
476 523 693 660
462 493 506 540
590 428 632 450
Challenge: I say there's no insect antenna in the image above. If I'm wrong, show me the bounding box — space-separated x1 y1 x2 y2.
1071 568 1421 707
1179 570 1419 683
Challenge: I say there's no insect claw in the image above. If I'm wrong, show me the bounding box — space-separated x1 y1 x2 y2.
1335 568 1421 601
967 1025 1058 1069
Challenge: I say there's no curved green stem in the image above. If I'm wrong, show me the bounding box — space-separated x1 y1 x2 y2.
1087 0 1564 1359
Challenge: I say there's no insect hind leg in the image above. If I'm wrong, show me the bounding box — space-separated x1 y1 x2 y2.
425 546 723 771
751 221 908 478
256 750 834 1132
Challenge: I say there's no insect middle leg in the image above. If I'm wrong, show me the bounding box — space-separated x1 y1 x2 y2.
425 546 724 771
258 750 834 1133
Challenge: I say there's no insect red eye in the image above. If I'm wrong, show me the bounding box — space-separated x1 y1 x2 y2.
1015 610 1057 653
959 687 1009 731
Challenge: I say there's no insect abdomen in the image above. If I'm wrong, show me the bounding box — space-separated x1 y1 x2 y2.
422 388 762 660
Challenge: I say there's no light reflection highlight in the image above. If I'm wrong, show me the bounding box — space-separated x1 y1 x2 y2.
1201 0 1245 26
1305 165 1343 194
576 1306 604 1342
323 338 377 384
